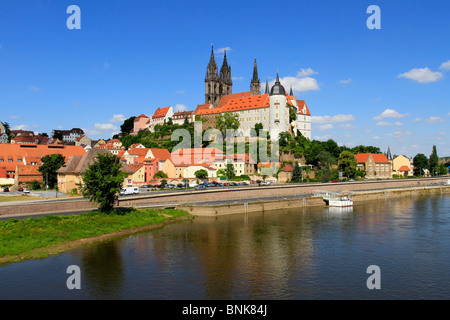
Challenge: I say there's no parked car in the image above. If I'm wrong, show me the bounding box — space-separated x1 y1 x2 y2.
23 189 30 194
18 187 24 192
119 187 139 195
239 182 249 186
166 184 176 189
203 183 213 187
195 184 206 190
3 187 9 192
229 182 238 186
213 182 224 187
331 179 339 183
260 181 270 186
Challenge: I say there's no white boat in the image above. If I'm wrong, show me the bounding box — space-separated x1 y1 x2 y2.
313 190 354 207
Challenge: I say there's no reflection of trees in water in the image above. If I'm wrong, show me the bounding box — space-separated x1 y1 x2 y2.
80 241 124 299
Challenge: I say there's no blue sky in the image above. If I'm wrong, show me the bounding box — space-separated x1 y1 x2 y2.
0 0 449 158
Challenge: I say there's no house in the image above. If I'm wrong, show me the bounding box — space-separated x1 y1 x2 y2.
212 153 257 176
392 155 413 177
149 106 174 131
124 164 146 186
0 133 8 144
172 111 194 125
0 143 86 181
0 122 5 135
75 135 92 147
57 148 134 193
278 164 294 183
161 158 217 182
132 114 150 135
355 153 392 179
14 164 43 186
51 128 85 143
120 147 171 181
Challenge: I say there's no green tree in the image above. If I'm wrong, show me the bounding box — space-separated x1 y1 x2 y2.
437 163 448 175
153 171 168 179
215 112 240 136
81 153 128 213
338 151 357 178
120 116 136 135
413 153 428 176
429 145 439 176
38 154 66 189
226 163 235 179
52 131 63 140
194 169 208 179
289 107 297 123
254 123 264 136
167 117 173 126
291 161 302 182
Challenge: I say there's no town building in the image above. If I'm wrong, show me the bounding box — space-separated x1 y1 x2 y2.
51 128 85 143
172 111 194 125
57 148 134 193
132 114 150 135
355 153 392 179
392 155 413 177
0 143 86 182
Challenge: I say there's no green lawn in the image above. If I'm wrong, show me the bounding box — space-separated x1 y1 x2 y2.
0 208 189 264
0 195 43 202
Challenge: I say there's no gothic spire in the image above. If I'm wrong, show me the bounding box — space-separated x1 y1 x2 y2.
265 77 269 94
252 59 259 82
206 45 218 80
290 86 293 96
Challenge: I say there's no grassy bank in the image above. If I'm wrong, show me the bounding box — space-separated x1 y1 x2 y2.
0 195 43 202
0 208 190 265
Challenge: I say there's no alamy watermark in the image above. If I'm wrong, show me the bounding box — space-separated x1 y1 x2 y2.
66 265 81 290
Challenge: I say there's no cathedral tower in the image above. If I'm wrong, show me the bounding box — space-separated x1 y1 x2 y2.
250 59 261 96
205 46 232 107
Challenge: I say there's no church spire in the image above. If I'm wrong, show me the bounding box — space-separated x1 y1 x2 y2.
250 58 261 96
265 77 269 94
290 86 293 96
205 45 218 80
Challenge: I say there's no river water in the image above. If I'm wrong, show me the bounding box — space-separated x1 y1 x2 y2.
1 195 450 300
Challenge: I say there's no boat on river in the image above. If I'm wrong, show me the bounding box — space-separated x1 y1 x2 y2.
313 190 354 207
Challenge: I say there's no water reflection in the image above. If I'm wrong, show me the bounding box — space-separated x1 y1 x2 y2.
1 195 450 299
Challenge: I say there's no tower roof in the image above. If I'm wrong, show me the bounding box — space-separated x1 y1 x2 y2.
252 59 259 82
205 45 218 80
270 72 286 96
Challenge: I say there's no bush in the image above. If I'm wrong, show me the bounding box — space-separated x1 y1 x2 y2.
30 180 41 190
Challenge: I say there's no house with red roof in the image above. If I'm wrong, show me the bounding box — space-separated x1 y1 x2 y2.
132 114 150 135
149 106 174 131
355 153 392 179
278 164 294 182
0 143 86 185
392 155 413 177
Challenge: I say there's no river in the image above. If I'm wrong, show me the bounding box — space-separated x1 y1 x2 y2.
1 194 450 300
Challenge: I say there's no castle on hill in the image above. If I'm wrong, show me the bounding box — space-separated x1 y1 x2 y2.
132 46 311 139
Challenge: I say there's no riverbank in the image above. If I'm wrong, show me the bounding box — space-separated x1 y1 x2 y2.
0 208 190 265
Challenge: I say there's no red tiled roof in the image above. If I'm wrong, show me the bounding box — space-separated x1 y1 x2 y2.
280 164 294 172
398 165 410 171
196 93 271 116
153 106 171 119
296 100 311 116
355 153 390 163
134 114 149 121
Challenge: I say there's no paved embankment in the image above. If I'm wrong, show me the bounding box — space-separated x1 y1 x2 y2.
0 177 448 218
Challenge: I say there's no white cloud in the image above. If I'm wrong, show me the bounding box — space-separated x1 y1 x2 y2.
12 124 31 131
370 97 382 103
339 78 352 84
338 124 357 130
395 121 404 126
424 116 446 123
84 123 119 136
109 114 125 123
413 117 422 122
232 76 244 81
314 134 333 141
398 67 443 83
174 104 188 113
316 124 334 131
439 60 450 71
278 76 319 92
9 115 20 119
373 109 409 120
215 47 231 54
29 85 41 91
373 136 380 140
296 68 318 77
175 90 186 94
376 121 393 126
270 68 320 93
311 114 356 124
